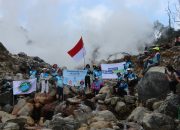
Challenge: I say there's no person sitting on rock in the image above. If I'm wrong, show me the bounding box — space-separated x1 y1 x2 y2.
124 68 138 96
165 65 180 94
115 80 129 97
142 47 161 75
40 68 51 94
91 77 103 96
55 69 64 101
117 72 124 82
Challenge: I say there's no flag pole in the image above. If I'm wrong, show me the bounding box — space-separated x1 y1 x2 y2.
82 36 86 68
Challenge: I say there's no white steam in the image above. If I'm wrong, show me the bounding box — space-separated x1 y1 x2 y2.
0 0 167 68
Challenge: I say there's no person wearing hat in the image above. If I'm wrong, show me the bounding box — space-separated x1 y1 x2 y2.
124 68 138 95
142 46 161 75
40 68 51 94
55 69 64 101
84 64 92 91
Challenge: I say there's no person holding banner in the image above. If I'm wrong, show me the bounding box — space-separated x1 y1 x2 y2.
40 68 51 94
55 69 64 101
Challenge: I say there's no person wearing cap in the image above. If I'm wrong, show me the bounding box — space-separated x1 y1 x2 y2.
124 68 138 95
40 68 51 94
142 46 161 75
84 64 92 91
55 69 64 101
78 80 85 98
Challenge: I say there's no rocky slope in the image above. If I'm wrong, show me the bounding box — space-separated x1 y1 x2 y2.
0 42 180 130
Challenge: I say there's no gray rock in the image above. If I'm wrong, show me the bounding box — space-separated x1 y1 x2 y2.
127 107 151 123
49 114 80 130
137 71 169 101
124 95 136 104
3 104 13 113
110 97 120 106
145 98 158 110
96 110 117 122
3 122 20 130
156 94 180 119
152 101 164 110
142 112 175 130
115 102 126 113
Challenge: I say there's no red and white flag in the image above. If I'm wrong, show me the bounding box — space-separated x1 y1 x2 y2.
68 37 86 62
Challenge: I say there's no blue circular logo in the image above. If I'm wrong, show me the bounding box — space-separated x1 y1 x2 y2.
19 82 32 92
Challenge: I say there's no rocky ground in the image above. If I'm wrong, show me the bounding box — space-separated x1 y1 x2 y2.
0 42 180 130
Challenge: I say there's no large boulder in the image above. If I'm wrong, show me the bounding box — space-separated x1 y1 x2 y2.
142 112 175 130
127 107 151 123
17 103 34 116
156 94 180 118
12 99 26 115
95 110 117 122
137 71 169 101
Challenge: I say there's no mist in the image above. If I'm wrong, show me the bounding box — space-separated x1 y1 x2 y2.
0 0 166 68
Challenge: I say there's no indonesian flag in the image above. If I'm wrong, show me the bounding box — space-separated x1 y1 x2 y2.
68 37 86 62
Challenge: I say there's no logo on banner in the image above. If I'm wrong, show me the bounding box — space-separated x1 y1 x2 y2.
19 82 32 92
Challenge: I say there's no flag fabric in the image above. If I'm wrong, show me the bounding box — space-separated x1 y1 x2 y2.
68 37 86 62
13 78 37 95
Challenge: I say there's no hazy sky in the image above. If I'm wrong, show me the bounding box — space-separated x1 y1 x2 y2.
0 0 179 68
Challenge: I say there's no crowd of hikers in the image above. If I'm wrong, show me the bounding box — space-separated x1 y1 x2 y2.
1 36 180 103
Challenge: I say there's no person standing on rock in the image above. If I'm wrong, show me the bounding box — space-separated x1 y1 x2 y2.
165 65 180 94
40 68 51 94
55 69 64 101
84 64 92 91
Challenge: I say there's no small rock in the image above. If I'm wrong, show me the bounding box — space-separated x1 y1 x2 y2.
110 97 120 106
152 101 164 110
3 122 19 130
146 98 158 110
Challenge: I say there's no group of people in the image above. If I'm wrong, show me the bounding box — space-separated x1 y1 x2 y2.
18 39 180 102
114 57 138 97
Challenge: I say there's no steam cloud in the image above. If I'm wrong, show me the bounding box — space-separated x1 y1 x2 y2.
0 0 169 68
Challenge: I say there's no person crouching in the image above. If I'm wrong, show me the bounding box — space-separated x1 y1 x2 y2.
91 77 103 96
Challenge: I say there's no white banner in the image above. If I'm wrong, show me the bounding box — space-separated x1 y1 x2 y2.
13 78 37 95
101 62 126 79
63 70 87 86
